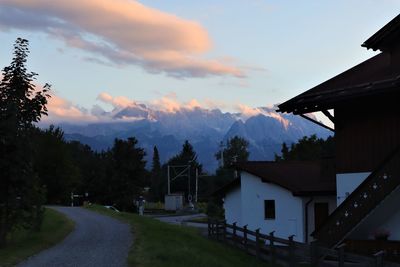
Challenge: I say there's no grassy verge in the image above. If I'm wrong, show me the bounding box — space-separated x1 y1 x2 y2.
0 208 74 267
87 204 278 267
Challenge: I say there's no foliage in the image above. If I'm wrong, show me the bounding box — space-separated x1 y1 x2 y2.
32 126 80 204
86 204 276 267
0 38 50 247
0 208 74 267
107 137 147 210
163 140 202 200
275 134 334 161
150 146 163 201
215 136 250 168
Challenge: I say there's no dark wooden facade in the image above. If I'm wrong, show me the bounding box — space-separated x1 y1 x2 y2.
335 95 400 173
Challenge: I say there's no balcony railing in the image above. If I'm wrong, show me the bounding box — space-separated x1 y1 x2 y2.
313 146 400 248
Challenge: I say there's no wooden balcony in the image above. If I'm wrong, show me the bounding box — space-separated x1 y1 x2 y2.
313 146 400 248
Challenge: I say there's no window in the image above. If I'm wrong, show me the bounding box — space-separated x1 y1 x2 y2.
264 200 276 219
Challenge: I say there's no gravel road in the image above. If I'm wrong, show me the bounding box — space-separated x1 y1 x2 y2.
17 206 132 267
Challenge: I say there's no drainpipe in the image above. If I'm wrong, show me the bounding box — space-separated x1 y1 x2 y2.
305 197 313 243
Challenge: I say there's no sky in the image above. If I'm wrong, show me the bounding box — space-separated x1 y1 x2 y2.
0 1 399 123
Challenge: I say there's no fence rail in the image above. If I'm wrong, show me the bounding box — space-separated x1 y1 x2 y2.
208 219 400 267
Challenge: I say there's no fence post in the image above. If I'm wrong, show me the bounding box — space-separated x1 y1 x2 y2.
243 225 248 251
337 243 346 267
269 231 276 264
288 235 296 267
309 241 318 267
223 220 227 241
374 251 385 267
208 218 211 237
216 220 220 240
255 228 261 259
233 222 237 245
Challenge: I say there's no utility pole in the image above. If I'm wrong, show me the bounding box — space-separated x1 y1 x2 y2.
188 163 191 203
195 168 199 203
219 141 225 167
233 155 238 178
167 165 170 195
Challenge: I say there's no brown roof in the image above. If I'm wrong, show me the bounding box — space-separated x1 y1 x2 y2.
362 14 400 51
215 160 336 197
278 15 400 115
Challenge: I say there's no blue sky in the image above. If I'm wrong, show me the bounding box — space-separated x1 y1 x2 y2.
0 1 398 122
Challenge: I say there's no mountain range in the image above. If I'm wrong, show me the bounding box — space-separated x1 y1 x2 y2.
51 104 331 172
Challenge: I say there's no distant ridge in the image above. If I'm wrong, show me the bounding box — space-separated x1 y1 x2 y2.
50 105 330 172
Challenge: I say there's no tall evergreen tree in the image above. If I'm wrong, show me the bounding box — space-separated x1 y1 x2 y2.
165 140 202 200
0 38 50 246
108 137 147 210
150 146 163 201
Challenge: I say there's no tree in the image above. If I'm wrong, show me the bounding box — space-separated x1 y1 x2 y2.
0 38 50 246
32 126 80 204
150 146 163 201
210 136 250 196
164 140 202 200
275 135 334 161
215 136 250 168
108 137 147 210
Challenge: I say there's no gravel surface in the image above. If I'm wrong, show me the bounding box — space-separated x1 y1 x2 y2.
17 206 132 267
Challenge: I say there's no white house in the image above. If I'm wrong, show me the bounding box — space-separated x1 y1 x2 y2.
217 160 337 243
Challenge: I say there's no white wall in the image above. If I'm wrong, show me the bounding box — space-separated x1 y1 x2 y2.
223 186 242 226
240 172 305 242
304 196 337 242
336 172 370 206
349 186 400 241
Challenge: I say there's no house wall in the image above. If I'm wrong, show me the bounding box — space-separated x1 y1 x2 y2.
304 196 337 242
240 172 305 242
336 172 371 206
348 186 400 240
223 186 242 226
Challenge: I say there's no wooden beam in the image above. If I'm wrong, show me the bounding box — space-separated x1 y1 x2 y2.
300 114 335 132
322 110 335 124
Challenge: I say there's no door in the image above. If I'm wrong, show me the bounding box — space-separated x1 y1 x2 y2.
314 202 329 231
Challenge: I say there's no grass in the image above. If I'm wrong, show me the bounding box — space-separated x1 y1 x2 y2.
87 204 278 267
0 208 74 267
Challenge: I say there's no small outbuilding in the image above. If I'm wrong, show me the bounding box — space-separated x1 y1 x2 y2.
215 160 336 243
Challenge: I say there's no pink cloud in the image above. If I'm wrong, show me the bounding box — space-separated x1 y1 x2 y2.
235 104 290 128
0 0 244 78
97 92 135 108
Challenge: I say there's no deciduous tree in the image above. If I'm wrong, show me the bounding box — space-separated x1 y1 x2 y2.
0 38 50 246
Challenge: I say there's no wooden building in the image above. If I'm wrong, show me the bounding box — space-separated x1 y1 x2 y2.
278 14 400 253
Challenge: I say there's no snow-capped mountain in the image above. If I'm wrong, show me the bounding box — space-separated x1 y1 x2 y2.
56 105 331 172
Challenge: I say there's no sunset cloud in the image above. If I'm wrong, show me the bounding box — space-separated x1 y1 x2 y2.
45 93 97 123
235 104 290 129
0 0 244 78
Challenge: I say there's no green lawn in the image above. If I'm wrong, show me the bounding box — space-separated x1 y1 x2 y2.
87 204 277 267
0 208 74 267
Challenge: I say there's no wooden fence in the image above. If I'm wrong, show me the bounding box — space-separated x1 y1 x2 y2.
208 219 400 267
